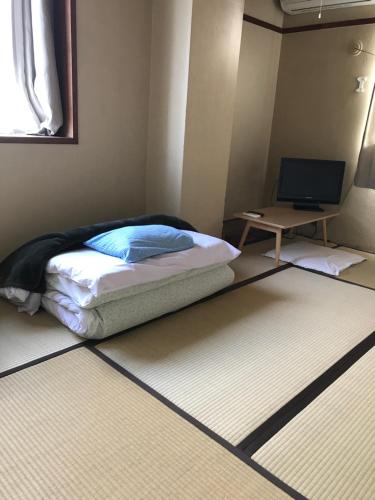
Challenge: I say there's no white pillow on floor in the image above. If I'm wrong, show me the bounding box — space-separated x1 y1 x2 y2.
263 242 366 276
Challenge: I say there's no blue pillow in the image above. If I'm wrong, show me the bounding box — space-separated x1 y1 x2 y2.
84 224 194 263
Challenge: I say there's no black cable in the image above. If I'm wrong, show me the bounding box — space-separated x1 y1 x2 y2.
270 178 279 204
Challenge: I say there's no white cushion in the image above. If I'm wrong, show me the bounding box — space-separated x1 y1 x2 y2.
263 242 366 276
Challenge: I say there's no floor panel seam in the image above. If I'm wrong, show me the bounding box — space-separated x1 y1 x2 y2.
0 342 88 379
291 264 375 291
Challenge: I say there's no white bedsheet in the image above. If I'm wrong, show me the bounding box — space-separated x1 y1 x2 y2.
46 264 223 309
45 231 240 307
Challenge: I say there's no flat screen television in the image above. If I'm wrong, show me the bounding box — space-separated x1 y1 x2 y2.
277 158 345 211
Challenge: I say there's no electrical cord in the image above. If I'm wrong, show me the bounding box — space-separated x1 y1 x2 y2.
270 178 278 204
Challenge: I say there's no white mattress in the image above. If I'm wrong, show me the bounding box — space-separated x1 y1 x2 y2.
42 265 235 339
45 231 240 308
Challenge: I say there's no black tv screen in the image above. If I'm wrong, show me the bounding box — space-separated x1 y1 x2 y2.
277 158 345 205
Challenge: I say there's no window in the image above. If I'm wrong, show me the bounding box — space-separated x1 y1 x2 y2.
0 0 77 144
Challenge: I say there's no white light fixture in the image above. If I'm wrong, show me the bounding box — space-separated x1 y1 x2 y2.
318 0 323 19
356 77 367 93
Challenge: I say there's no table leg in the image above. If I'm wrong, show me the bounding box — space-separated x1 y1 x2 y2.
275 229 282 267
322 219 328 247
238 221 251 250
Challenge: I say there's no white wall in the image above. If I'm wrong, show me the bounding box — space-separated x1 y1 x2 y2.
0 0 151 259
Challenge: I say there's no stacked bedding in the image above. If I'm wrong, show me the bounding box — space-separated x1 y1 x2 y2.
42 231 240 339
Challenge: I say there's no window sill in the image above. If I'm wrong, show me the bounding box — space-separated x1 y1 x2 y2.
0 135 78 144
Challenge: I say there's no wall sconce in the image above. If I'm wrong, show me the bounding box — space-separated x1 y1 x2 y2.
351 40 375 57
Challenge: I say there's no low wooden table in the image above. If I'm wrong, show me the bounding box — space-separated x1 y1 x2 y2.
235 206 340 266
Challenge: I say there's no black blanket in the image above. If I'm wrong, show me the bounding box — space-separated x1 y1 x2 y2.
0 214 196 293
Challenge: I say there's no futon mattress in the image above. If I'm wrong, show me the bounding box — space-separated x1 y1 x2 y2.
42 264 235 339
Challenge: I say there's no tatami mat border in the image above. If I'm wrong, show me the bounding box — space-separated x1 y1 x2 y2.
238 330 375 455
291 264 375 292
335 245 375 291
0 342 87 379
86 345 305 500
260 239 375 291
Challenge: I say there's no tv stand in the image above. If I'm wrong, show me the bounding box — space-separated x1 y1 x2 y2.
293 203 324 212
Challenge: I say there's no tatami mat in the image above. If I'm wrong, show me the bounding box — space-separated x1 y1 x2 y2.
98 267 375 446
0 299 82 374
0 348 287 500
253 348 375 500
338 247 375 289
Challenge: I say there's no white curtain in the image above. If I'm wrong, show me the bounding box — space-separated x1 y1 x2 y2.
0 0 63 135
355 85 375 190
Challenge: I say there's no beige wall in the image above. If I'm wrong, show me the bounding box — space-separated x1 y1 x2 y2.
181 0 245 235
225 20 282 218
146 0 244 236
266 24 375 252
244 0 284 27
0 0 151 259
146 0 192 216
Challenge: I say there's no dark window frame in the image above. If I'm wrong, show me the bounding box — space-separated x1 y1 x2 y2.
0 0 78 145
